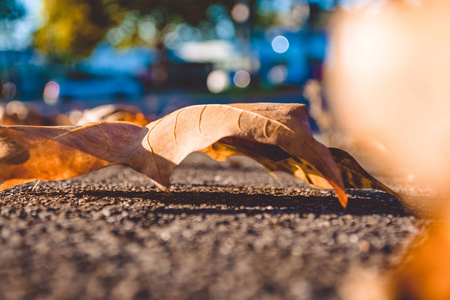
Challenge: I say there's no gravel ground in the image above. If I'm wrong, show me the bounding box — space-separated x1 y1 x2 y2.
0 153 428 300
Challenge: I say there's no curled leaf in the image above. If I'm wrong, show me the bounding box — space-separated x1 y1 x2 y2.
0 103 347 206
201 141 334 192
329 148 408 203
202 144 405 204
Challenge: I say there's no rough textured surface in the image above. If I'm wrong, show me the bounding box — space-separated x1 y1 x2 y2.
0 153 427 300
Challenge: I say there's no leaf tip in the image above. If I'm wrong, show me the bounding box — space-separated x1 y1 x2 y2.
337 189 348 208
329 181 348 208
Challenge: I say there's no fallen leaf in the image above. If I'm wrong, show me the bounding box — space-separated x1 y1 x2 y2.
329 148 408 204
0 103 347 206
201 142 404 204
74 104 152 126
201 141 334 191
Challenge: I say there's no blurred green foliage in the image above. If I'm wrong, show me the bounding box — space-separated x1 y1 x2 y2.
34 0 113 61
33 0 248 62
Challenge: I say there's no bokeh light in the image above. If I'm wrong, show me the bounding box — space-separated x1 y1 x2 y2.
2 82 17 100
6 101 28 120
272 35 289 53
43 81 60 105
138 17 157 41
216 18 235 40
207 70 230 93
268 65 288 84
232 3 250 23
291 2 310 25
233 70 251 88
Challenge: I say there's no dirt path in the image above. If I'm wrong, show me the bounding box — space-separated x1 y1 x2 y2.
0 154 426 299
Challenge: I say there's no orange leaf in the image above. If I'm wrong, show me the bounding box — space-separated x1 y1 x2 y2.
0 103 347 206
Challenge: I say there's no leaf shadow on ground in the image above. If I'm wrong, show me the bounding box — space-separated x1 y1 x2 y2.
24 185 413 217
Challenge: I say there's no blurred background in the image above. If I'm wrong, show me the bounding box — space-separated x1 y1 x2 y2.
0 0 338 126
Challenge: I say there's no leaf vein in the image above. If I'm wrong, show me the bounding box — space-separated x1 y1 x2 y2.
198 105 208 137
237 111 243 131
173 109 183 154
94 124 110 156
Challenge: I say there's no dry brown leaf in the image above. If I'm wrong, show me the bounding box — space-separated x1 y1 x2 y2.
328 148 407 204
201 142 403 203
0 103 347 206
74 104 152 126
201 141 334 191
